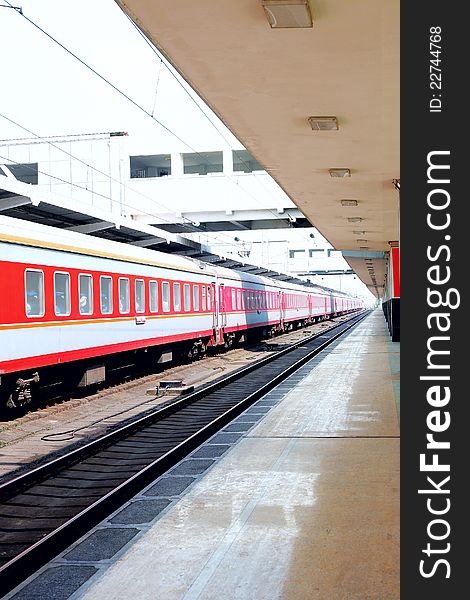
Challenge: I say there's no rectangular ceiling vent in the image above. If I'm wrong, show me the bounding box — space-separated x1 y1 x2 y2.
262 1 313 28
308 116 338 130
329 168 350 178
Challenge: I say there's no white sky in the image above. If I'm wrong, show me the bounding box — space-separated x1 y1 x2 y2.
0 0 375 301
0 0 237 149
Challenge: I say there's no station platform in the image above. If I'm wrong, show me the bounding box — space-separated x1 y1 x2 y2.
8 310 400 600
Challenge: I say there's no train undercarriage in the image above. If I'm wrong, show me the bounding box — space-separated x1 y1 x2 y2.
0 311 354 416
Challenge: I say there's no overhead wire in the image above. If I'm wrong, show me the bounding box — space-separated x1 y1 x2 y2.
0 132 117 144
3 0 290 226
1 1 194 151
150 58 163 118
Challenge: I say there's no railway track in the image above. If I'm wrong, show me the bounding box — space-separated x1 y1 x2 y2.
0 310 367 595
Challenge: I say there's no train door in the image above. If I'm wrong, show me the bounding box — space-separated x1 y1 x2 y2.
280 291 285 324
212 281 225 345
308 294 313 317
219 284 227 328
210 282 218 337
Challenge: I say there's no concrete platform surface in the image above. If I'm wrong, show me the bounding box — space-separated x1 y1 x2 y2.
7 311 399 600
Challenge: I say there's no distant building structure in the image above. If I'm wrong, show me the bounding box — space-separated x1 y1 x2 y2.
0 132 308 232
0 132 371 300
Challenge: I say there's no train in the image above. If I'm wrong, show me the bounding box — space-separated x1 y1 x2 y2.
0 215 363 410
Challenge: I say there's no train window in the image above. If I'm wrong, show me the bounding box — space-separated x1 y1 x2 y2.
174 283 181 312
207 286 212 311
54 272 70 316
237 290 241 310
201 286 206 311
100 276 113 314
242 290 246 309
135 279 145 313
231 289 236 310
193 285 199 311
162 282 170 312
118 278 130 314
184 284 191 311
25 269 44 317
149 281 158 312
79 274 93 315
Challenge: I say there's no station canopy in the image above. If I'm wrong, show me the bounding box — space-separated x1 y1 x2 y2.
115 0 399 296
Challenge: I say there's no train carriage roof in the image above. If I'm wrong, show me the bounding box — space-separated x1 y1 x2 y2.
0 215 353 298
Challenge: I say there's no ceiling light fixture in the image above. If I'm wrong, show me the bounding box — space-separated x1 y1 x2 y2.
353 231 366 235
308 116 338 131
348 217 363 223
262 0 313 28
356 239 368 243
359 246 369 250
329 168 350 178
341 199 358 207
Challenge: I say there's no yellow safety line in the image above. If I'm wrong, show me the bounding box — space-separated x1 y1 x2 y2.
0 310 285 331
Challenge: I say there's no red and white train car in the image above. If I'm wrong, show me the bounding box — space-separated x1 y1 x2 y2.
0 216 362 408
